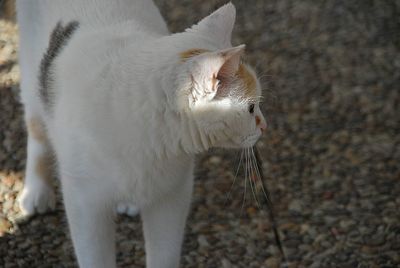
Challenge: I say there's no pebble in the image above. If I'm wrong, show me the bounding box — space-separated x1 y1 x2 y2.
208 156 222 165
221 258 234 268
364 233 386 247
288 199 303 213
264 257 280 268
197 235 209 248
0 217 11 235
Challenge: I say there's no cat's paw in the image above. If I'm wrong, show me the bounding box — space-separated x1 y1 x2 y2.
18 182 56 217
116 202 139 217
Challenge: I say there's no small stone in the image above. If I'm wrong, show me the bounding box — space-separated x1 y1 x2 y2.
300 223 310 234
339 219 354 230
322 191 334 200
2 175 15 188
364 233 385 247
119 241 134 252
264 257 280 268
288 199 303 213
0 217 12 235
246 243 256 256
309 260 322 268
2 199 13 213
197 235 209 248
208 156 221 165
221 258 233 268
246 206 257 216
323 216 337 225
361 245 375 254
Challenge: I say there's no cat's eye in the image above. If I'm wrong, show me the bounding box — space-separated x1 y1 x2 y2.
248 103 255 114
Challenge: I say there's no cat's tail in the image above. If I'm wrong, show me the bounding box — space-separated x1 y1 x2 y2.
38 20 79 113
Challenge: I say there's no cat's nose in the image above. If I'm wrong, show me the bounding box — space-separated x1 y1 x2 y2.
255 116 267 133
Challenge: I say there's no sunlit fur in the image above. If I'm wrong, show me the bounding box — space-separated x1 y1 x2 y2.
16 1 266 268
176 47 266 151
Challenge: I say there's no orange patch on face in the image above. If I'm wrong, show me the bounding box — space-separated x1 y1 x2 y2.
237 64 257 98
179 48 209 62
255 116 261 126
28 117 47 142
35 154 53 185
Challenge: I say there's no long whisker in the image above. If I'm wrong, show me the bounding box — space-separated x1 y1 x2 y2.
251 147 263 206
225 150 244 206
252 146 289 268
248 148 261 208
251 147 270 203
241 148 249 215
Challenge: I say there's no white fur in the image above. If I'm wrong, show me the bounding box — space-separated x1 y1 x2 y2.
16 1 266 267
18 135 56 215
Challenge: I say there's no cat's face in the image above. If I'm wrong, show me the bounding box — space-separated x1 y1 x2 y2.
179 46 266 149
175 3 267 149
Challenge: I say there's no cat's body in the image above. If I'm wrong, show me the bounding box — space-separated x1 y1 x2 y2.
17 1 266 267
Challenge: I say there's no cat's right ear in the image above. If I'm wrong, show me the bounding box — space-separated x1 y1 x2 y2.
187 2 236 48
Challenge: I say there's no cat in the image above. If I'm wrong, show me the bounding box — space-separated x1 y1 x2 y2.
16 0 267 267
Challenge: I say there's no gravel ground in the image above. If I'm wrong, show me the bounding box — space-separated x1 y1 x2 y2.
1 0 399 267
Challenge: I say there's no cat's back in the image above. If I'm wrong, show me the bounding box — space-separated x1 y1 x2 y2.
17 0 168 61
17 0 168 97
17 0 168 36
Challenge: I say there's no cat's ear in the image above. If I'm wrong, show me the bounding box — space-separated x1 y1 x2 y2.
187 2 236 48
188 45 245 104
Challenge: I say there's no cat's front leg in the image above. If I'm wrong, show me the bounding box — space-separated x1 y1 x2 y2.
61 176 116 268
141 175 194 268
18 116 56 217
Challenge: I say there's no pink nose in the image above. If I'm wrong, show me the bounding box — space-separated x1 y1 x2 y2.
255 116 267 133
260 123 267 133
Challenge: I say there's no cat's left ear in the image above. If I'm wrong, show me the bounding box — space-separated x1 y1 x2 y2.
187 45 245 104
187 2 236 48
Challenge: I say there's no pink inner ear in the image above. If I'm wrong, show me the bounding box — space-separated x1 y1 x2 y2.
212 53 241 98
217 47 243 80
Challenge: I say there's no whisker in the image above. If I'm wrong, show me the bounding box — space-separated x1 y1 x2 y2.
248 148 261 208
251 148 263 205
252 146 289 268
251 147 271 204
225 150 244 206
241 148 249 215
257 73 274 81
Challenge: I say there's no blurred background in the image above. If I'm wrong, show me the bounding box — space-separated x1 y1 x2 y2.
0 0 399 267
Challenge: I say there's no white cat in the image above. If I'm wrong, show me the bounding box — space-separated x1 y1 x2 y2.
16 0 266 267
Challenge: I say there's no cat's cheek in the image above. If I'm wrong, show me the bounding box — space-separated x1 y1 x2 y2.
216 135 244 149
239 131 262 148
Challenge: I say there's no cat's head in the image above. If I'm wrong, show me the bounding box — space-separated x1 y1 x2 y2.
176 3 266 149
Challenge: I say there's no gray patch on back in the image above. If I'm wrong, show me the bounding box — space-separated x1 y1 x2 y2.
39 21 79 112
